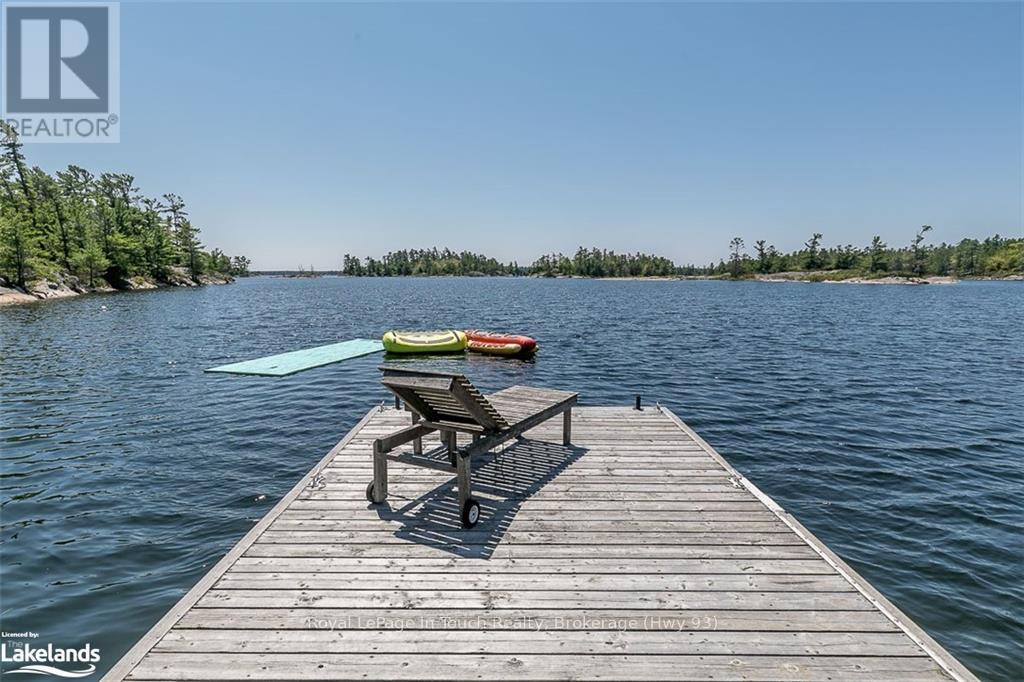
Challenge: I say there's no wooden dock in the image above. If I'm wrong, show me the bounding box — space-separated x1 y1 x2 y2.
105 405 977 681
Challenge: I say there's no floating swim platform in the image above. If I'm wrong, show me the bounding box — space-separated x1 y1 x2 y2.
205 338 384 377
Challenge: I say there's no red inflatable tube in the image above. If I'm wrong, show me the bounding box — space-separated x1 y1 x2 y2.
465 329 537 353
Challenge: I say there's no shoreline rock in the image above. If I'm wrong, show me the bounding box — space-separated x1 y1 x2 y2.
824 275 959 285
593 275 688 281
0 285 37 305
0 270 235 307
965 274 1024 282
754 272 962 285
199 273 234 285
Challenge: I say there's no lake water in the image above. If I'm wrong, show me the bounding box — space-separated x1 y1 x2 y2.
1 277 1021 680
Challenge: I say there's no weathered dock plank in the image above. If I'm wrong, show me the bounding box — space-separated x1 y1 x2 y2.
125 653 952 681
150 629 927 656
173 607 904 633
104 405 976 681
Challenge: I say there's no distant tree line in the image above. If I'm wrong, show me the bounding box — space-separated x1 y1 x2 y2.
341 231 1022 280
529 248 677 277
718 228 1023 278
342 249 520 276
0 123 250 290
341 247 677 277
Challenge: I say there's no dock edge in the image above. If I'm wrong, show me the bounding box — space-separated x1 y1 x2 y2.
100 407 381 681
656 403 979 682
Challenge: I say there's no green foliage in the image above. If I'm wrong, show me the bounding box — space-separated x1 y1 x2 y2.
911 225 933 277
73 236 109 288
343 248 520 277
208 249 232 276
342 247 681 278
717 230 1024 279
728 237 746 278
802 232 823 270
230 255 251 276
0 123 247 290
342 232 1024 280
754 240 773 274
530 247 677 277
0 213 36 288
868 236 887 273
984 240 1023 273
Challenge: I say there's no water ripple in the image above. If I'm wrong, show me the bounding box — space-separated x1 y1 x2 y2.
1 278 1022 679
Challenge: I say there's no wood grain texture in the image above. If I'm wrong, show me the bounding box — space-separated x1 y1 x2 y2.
104 405 974 682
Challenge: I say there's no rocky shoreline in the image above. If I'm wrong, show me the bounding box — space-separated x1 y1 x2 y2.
753 272 1023 285
754 272 960 285
595 273 1022 283
0 267 234 307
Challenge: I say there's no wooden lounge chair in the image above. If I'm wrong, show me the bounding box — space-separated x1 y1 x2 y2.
367 366 578 528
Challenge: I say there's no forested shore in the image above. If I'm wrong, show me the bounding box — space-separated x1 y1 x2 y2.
341 229 1022 281
4 108 1018 307
0 125 249 306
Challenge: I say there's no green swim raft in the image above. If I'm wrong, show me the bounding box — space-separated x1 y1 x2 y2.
382 329 468 354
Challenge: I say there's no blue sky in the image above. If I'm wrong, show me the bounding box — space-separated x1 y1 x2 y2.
20 1 1023 269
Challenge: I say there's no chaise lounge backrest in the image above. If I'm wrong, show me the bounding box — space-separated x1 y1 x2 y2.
379 366 509 432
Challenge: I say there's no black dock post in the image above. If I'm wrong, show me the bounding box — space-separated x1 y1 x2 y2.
634 395 642 410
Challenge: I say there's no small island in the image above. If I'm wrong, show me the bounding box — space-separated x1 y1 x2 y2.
337 229 1022 283
0 124 249 306
5 113 1019 304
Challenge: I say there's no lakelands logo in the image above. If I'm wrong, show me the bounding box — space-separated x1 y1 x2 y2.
2 1 120 142
1 640 100 678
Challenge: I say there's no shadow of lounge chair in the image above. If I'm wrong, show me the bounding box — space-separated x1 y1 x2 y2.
370 438 587 558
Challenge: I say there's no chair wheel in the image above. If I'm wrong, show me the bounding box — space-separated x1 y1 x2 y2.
461 498 481 528
365 481 376 503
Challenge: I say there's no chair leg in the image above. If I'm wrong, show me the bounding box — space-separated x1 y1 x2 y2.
411 411 422 455
563 408 572 446
446 431 457 467
371 441 388 503
456 452 471 512
456 451 480 528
